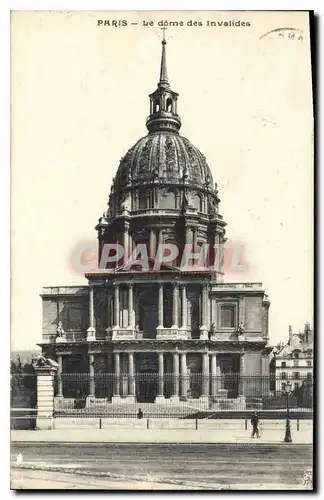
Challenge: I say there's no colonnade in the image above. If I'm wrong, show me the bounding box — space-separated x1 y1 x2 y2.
88 282 210 333
56 351 244 400
108 225 222 266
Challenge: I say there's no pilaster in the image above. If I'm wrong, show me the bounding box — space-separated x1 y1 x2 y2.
87 285 96 340
34 363 58 430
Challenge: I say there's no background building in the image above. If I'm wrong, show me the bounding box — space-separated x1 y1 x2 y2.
274 323 313 393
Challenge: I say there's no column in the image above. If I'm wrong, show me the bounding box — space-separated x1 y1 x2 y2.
107 288 111 327
129 232 133 259
211 353 217 398
238 296 245 327
157 352 164 400
239 354 245 397
200 283 208 339
128 284 134 328
158 229 164 247
157 283 164 328
172 352 180 400
193 227 198 252
128 352 136 399
106 288 112 336
88 354 95 398
113 283 119 328
185 226 192 249
87 285 96 338
181 285 187 328
201 352 209 398
206 285 210 330
123 226 129 264
218 359 224 390
180 353 188 398
214 233 220 270
57 355 63 397
149 229 155 259
115 238 120 268
120 354 128 396
172 282 179 328
113 353 120 398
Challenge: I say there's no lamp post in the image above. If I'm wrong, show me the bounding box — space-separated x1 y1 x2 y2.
284 380 292 443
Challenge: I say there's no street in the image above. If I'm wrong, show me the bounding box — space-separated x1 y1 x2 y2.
11 442 312 490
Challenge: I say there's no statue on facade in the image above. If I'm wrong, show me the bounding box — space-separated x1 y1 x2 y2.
238 322 245 333
208 322 216 340
56 321 64 337
238 322 245 338
182 190 192 209
208 195 217 216
182 165 189 182
32 353 58 369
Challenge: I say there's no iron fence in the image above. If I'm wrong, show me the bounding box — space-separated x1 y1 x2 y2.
10 373 37 429
53 372 313 417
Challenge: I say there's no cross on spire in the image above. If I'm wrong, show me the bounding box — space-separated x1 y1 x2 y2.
161 25 167 43
159 26 169 85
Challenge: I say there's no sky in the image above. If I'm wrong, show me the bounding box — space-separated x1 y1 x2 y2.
11 11 313 350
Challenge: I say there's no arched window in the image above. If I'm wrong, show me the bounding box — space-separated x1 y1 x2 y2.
154 100 160 113
166 97 172 112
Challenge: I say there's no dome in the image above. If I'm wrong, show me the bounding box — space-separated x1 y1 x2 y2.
96 34 226 248
114 132 214 190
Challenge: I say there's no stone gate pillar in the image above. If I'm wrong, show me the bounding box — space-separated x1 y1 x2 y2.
33 357 58 430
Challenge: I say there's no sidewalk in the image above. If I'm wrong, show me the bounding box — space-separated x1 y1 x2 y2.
11 428 312 445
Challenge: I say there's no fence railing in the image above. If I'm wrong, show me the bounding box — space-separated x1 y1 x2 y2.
11 373 37 429
52 373 313 416
10 372 313 422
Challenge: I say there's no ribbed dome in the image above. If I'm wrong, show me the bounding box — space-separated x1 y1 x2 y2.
114 132 214 190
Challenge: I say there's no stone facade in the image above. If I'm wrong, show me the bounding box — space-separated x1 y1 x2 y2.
39 36 272 407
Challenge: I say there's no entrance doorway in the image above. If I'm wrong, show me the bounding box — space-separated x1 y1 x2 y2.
219 354 240 398
136 370 157 403
135 353 158 402
138 289 158 339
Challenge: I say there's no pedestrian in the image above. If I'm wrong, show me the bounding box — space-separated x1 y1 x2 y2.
137 408 143 419
250 412 260 438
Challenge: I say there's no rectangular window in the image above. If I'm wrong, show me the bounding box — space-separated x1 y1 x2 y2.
293 372 300 380
293 359 299 367
294 382 299 390
220 305 235 328
281 372 287 379
307 360 312 367
281 361 286 368
67 307 82 330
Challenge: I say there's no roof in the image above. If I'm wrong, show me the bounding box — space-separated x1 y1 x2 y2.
113 132 215 191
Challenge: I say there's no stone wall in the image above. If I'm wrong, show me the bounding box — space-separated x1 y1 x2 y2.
244 296 263 331
42 294 88 338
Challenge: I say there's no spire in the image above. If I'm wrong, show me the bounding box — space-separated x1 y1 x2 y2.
159 26 169 87
146 30 181 134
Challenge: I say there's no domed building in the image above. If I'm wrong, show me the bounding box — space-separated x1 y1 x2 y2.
40 36 271 412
